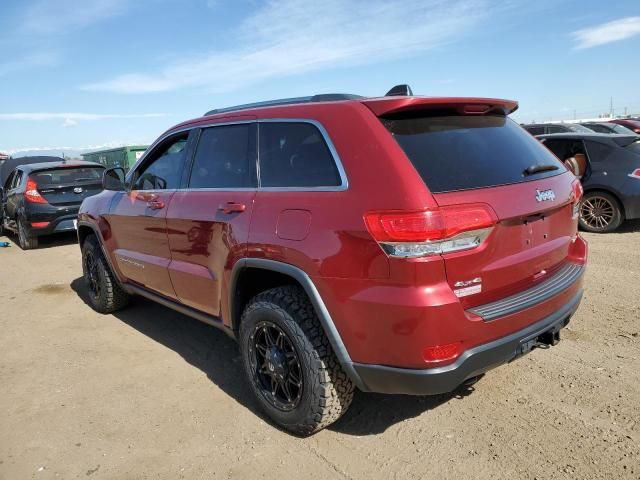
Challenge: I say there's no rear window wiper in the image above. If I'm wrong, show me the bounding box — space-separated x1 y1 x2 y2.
523 164 559 176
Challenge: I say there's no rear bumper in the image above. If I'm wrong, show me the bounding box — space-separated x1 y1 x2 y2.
353 289 583 395
25 205 79 236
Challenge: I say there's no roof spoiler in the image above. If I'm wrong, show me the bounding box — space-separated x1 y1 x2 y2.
363 97 519 117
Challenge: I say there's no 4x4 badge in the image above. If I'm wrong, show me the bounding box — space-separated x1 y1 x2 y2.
535 189 555 202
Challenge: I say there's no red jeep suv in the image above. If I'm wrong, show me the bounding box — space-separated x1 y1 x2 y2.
78 86 588 435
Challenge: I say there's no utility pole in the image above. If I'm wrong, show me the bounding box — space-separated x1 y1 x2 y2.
610 97 613 118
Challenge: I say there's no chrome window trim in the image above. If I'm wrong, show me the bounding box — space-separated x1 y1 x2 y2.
127 118 349 193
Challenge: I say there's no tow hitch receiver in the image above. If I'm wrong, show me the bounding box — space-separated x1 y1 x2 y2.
515 324 563 359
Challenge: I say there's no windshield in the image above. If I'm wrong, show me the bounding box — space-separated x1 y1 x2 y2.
32 167 104 185
382 115 566 193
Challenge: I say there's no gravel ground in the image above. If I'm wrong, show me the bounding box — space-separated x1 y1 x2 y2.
0 224 638 479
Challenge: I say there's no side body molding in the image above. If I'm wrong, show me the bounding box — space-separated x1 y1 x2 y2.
230 258 366 390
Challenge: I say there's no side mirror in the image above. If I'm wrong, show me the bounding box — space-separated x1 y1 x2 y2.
102 167 126 191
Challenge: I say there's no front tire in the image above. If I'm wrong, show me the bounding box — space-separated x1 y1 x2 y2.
579 191 623 233
82 235 130 313
17 218 38 250
239 286 354 436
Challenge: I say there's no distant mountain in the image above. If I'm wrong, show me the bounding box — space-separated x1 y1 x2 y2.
7 143 144 159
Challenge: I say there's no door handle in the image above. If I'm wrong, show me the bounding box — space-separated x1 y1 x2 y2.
219 202 246 214
147 200 165 210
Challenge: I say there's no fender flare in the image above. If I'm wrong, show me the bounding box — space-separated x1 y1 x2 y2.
77 220 125 284
230 258 366 390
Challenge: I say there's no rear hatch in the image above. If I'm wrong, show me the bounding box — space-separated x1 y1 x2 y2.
31 166 104 207
377 104 580 308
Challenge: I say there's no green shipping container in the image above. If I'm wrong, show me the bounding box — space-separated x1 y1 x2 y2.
81 145 148 172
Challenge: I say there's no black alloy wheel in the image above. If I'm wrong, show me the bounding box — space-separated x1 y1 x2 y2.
249 321 303 411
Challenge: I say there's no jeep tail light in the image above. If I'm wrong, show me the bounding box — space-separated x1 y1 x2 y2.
423 342 462 364
25 177 48 204
364 204 496 258
629 169 640 179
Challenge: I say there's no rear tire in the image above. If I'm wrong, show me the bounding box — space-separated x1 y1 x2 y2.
579 191 623 233
17 218 38 250
81 235 130 313
239 286 354 436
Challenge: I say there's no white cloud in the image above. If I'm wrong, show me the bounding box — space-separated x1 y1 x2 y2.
0 112 168 122
83 0 491 94
62 118 78 127
572 16 640 50
0 51 60 77
23 0 128 34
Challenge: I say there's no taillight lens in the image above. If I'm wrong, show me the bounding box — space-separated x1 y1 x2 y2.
570 179 583 218
629 169 640 179
25 177 48 204
364 204 496 258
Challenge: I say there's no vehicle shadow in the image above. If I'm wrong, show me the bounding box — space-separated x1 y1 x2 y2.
70 277 476 436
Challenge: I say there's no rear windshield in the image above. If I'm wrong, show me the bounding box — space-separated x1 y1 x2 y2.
383 115 565 193
32 167 104 185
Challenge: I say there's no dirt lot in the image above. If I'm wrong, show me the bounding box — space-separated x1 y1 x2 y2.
1 225 639 480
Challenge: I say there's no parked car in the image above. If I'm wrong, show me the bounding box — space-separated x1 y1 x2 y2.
522 123 593 136
580 122 637 135
1 160 104 249
0 156 65 240
78 86 588 435
537 132 640 232
609 118 640 134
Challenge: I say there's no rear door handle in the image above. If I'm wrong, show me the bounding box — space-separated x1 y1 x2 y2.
147 200 165 210
219 202 246 214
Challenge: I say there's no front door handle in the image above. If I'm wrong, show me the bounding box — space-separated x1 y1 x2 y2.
219 202 246 214
147 200 165 210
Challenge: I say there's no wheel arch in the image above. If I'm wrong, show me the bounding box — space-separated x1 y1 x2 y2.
77 221 124 284
229 258 365 390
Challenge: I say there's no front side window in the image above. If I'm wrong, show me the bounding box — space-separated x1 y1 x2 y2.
5 171 16 190
189 124 255 188
258 122 341 188
133 135 188 190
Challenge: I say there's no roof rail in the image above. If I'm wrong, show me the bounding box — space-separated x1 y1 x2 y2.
204 93 363 116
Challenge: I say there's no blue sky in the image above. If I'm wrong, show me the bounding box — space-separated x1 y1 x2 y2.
0 0 639 154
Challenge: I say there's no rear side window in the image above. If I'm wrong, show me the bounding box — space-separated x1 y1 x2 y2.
189 124 256 188
525 126 544 136
32 167 103 185
585 141 614 162
383 115 565 193
258 122 341 188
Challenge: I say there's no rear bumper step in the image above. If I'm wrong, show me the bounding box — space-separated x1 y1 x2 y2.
352 289 583 395
468 262 584 321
